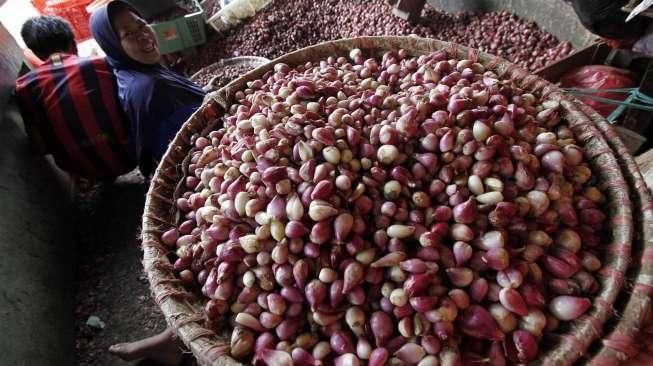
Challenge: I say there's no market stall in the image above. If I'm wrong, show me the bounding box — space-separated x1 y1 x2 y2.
1 0 653 365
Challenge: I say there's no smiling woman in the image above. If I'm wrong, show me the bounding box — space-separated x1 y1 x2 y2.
89 0 205 177
112 9 161 65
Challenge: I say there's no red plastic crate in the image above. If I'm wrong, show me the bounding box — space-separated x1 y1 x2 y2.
43 0 94 42
31 0 48 13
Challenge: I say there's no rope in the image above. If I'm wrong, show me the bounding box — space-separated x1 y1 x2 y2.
562 87 653 122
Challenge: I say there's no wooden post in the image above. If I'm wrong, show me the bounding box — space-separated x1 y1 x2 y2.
391 0 426 23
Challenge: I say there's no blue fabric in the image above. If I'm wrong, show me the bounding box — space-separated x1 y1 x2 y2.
89 0 205 160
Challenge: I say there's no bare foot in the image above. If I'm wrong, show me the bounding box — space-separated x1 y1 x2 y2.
108 328 184 366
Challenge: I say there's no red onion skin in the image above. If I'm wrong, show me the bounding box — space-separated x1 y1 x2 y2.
489 341 506 366
385 335 408 354
404 273 431 297
276 318 300 340
330 330 355 355
370 311 393 346
334 353 361 366
395 343 426 364
293 260 309 289
306 280 327 310
162 228 179 246
421 335 441 355
520 283 546 307
458 305 505 341
291 347 319 366
254 348 293 366
504 330 539 363
452 198 478 224
255 332 275 353
433 321 455 340
330 279 345 307
410 296 439 313
368 348 389 366
470 278 489 303
342 261 365 293
549 295 592 321
499 288 529 317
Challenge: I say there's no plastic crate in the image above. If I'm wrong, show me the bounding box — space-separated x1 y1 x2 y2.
150 0 207 55
31 0 48 13
44 0 94 42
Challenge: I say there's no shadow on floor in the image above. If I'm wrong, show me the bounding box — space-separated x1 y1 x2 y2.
73 171 168 366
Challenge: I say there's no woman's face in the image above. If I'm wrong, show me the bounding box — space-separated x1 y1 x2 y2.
113 9 160 65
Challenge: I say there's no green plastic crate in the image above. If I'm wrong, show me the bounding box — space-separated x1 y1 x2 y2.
150 0 207 54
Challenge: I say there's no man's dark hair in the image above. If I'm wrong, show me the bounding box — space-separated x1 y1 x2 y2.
21 16 76 60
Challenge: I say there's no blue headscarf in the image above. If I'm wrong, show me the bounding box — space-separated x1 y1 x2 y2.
89 0 205 162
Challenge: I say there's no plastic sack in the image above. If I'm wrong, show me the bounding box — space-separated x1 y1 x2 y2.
208 0 270 32
221 0 270 20
559 65 637 117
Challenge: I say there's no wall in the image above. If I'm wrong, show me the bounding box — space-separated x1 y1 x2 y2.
0 21 75 365
426 0 596 49
0 20 21 107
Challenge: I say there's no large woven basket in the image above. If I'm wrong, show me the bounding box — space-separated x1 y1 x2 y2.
141 36 650 365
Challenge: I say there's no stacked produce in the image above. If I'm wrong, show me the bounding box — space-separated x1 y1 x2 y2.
190 0 572 73
165 47 607 365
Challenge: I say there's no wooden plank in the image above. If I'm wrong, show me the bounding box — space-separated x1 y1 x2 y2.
392 0 426 22
535 42 610 82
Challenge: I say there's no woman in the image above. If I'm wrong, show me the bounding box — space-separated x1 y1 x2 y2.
90 0 205 176
89 2 202 364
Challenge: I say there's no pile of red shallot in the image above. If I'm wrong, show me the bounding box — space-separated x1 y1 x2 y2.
189 0 573 74
163 47 607 365
190 62 257 90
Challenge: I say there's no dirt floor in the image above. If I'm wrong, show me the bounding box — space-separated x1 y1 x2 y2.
72 171 169 366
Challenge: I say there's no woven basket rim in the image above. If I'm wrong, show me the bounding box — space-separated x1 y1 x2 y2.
570 101 653 365
141 36 641 366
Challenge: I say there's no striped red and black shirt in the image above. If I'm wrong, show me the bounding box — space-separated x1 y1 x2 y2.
15 53 136 179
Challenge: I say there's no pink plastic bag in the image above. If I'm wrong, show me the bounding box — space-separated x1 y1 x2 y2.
559 65 637 117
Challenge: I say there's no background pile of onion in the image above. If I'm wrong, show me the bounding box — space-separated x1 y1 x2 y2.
191 0 572 74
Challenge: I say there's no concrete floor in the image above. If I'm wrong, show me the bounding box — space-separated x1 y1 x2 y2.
0 102 76 365
72 171 168 366
0 101 168 366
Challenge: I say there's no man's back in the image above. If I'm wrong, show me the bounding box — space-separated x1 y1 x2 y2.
16 53 136 178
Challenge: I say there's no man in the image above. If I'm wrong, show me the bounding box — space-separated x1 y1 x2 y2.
15 15 136 181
